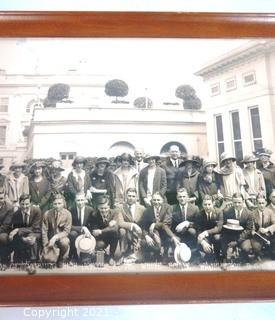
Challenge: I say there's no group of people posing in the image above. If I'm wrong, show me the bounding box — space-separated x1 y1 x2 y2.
0 144 275 272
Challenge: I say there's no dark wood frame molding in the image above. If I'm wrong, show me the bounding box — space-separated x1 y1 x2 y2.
0 11 274 306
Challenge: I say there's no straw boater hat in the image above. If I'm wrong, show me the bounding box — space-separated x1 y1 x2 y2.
220 152 236 164
241 155 259 164
95 157 110 167
75 234 96 257
144 154 161 163
9 161 26 171
223 219 244 231
72 156 87 167
174 243 192 264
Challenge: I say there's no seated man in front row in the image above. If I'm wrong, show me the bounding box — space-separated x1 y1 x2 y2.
196 195 223 263
221 192 253 263
116 188 146 263
140 192 180 264
9 194 41 270
171 188 199 255
68 192 95 263
251 193 275 260
42 194 72 268
89 196 121 266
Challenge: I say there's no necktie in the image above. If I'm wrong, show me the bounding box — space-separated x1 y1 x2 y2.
137 162 140 172
261 211 264 228
24 213 29 226
236 210 240 220
155 207 160 223
182 205 186 220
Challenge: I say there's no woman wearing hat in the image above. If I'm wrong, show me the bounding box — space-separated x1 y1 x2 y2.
242 155 266 202
49 160 67 198
216 152 246 201
114 153 138 206
29 161 52 212
197 159 221 207
5 162 29 211
66 156 91 208
176 155 200 201
89 157 116 208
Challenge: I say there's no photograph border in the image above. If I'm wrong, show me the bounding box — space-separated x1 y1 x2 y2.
1 11 275 306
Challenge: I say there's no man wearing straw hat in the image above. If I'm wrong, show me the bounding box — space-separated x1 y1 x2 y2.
221 192 253 263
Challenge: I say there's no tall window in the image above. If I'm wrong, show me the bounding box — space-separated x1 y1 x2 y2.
249 106 263 150
0 97 9 112
215 115 225 160
231 111 243 160
0 126 6 145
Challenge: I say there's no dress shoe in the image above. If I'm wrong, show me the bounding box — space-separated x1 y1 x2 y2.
56 261 64 268
108 258 115 266
26 264 37 275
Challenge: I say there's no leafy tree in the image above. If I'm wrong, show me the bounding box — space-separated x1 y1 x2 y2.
44 83 71 107
105 79 129 103
134 96 153 109
175 84 202 110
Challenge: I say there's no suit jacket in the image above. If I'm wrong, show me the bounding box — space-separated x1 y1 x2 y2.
0 201 14 233
251 207 275 234
161 158 183 193
12 205 41 236
138 166 167 201
117 203 146 231
223 207 253 240
5 173 29 203
171 203 199 232
70 204 94 233
89 208 120 236
196 208 223 235
42 208 72 246
267 203 275 215
140 203 174 238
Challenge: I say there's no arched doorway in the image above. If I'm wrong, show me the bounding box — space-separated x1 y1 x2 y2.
160 141 187 155
108 141 135 157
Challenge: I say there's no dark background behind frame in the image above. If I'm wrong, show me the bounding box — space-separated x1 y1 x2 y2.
0 11 275 306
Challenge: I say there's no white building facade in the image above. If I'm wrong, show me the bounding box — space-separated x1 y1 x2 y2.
195 40 275 163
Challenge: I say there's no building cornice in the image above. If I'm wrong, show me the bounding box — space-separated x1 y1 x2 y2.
194 40 275 79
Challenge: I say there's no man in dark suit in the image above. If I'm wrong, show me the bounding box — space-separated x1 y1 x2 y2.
140 192 179 264
0 187 14 269
116 188 146 262
42 194 72 268
139 154 167 208
68 192 95 262
9 194 41 273
161 145 183 205
251 193 275 260
196 195 223 262
221 192 253 263
267 189 275 214
89 196 121 266
171 188 200 252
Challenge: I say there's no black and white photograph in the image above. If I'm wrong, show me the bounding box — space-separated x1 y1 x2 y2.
0 37 275 275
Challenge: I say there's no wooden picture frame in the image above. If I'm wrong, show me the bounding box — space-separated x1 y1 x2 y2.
1 11 275 306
